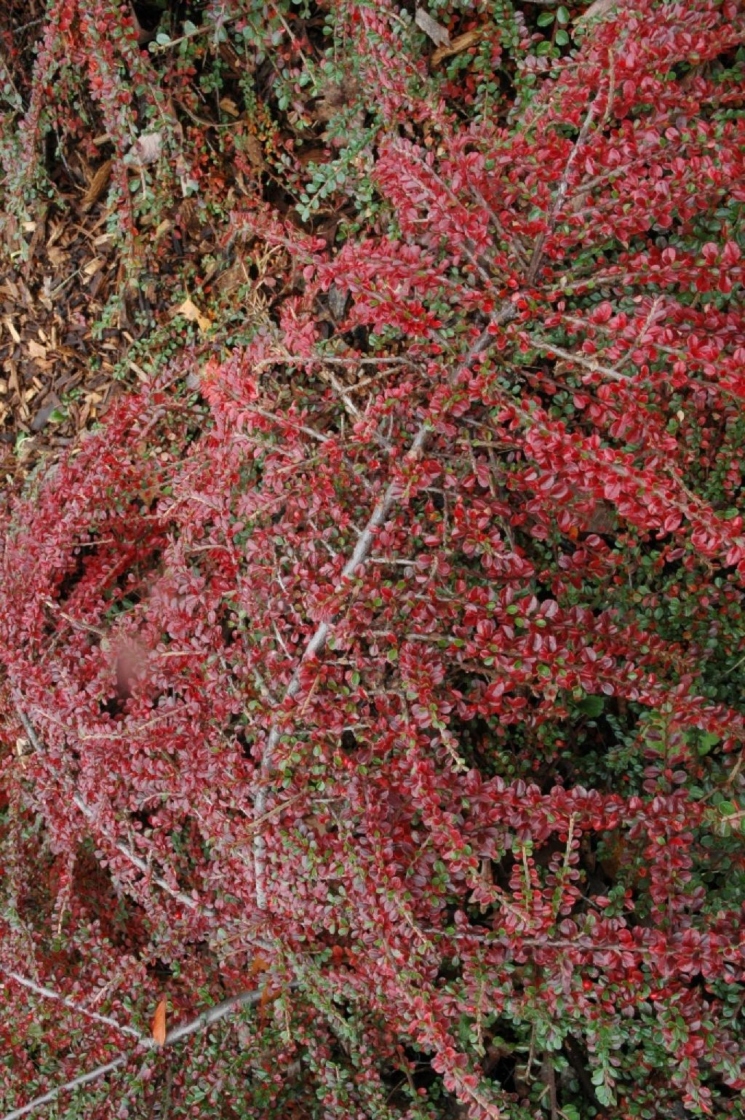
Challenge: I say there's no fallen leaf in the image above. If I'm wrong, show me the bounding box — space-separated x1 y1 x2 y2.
219 96 240 117
257 984 282 1029
249 954 271 979
574 0 620 21
432 27 484 66
81 160 113 211
31 401 63 431
152 998 167 1046
173 298 212 333
127 131 163 167
243 132 266 171
415 8 450 47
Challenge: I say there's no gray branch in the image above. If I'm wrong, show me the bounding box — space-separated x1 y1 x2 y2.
253 303 516 909
0 988 264 1120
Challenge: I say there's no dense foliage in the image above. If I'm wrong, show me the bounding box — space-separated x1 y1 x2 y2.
0 1 744 1118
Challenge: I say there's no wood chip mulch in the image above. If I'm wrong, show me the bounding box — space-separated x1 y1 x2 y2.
0 164 230 490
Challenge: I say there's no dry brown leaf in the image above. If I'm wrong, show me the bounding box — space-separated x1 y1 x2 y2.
152 998 167 1046
179 200 201 234
432 27 484 66
173 298 212 333
82 160 113 212
30 399 61 432
127 131 163 168
244 132 266 171
574 0 619 21
415 8 450 47
214 262 247 297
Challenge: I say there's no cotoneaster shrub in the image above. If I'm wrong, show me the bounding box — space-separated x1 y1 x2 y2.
0 2 744 1119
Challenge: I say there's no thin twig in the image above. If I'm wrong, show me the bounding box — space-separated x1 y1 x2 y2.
0 989 265 1120
70 792 208 914
526 96 598 285
15 708 213 918
0 969 144 1042
317 356 412 366
248 405 331 444
0 1056 132 1120
163 987 264 1045
10 16 46 34
528 338 629 382
253 303 516 909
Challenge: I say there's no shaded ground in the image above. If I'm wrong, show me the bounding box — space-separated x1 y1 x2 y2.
0 135 266 486
0 0 520 487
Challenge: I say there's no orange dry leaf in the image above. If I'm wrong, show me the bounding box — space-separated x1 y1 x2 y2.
260 985 281 1008
152 998 167 1046
248 954 271 980
257 984 282 1029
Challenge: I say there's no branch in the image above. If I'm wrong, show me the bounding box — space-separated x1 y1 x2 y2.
0 1056 132 1120
163 987 264 1045
526 96 599 285
0 969 144 1043
0 989 264 1120
527 338 630 381
253 304 516 909
15 708 213 919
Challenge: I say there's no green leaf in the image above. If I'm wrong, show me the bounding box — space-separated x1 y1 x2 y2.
578 695 605 718
537 11 555 26
557 5 570 24
697 732 720 755
595 1084 616 1107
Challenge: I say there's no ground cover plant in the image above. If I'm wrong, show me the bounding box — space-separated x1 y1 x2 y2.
0 1 744 1118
